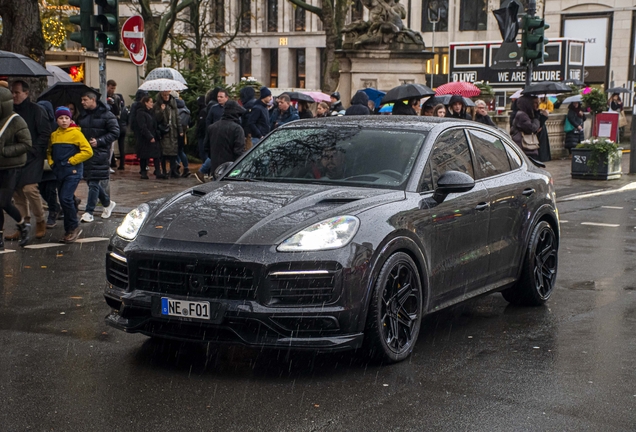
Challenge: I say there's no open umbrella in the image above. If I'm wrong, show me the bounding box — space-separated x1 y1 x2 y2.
510 89 523 99
301 91 331 103
435 81 481 98
562 94 582 104
381 83 435 104
522 81 571 95
138 78 187 91
37 82 101 112
278 91 315 103
361 88 386 109
46 65 73 87
379 103 394 113
0 50 52 77
606 87 632 94
145 67 187 85
426 95 475 107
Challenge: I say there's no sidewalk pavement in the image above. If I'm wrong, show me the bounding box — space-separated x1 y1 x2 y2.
75 156 636 217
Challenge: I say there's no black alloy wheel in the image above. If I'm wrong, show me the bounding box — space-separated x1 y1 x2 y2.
502 221 558 306
365 252 423 363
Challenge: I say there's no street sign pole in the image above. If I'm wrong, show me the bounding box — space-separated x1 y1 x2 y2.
525 0 537 88
98 42 107 104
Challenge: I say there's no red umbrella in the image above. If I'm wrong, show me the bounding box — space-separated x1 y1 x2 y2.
435 82 481 98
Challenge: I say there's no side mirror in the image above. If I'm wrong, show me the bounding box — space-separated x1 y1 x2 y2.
214 161 234 180
433 170 475 203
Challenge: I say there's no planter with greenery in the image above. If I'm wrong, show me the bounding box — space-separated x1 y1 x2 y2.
571 137 623 180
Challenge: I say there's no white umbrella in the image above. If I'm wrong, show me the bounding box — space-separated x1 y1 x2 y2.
46 65 73 86
562 94 582 104
145 67 187 85
138 78 187 91
510 89 523 99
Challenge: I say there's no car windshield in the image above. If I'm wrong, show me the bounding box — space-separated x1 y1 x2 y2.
225 127 427 190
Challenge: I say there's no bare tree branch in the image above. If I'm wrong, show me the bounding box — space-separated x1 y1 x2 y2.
287 0 323 19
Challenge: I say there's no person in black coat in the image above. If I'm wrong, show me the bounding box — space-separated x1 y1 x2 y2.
239 86 257 138
392 99 417 116
447 95 472 120
533 97 551 162
136 96 164 179
8 80 50 241
345 91 371 116
246 87 272 146
564 102 585 154
37 100 61 227
474 100 496 126
510 95 540 156
77 91 119 222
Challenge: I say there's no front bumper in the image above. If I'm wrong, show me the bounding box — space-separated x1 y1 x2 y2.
104 236 373 351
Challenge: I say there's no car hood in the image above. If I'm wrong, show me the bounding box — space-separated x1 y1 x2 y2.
140 181 405 245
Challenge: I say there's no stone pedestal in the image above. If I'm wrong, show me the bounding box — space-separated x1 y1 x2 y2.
336 49 432 107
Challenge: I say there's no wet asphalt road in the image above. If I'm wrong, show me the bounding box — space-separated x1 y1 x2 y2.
1 188 635 431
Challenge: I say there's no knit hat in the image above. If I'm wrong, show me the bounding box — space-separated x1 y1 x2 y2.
260 87 272 99
55 106 72 119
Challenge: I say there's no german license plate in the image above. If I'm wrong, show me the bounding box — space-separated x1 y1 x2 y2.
161 298 210 320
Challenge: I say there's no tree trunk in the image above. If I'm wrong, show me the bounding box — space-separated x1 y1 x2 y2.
0 0 47 96
145 16 164 71
321 14 340 93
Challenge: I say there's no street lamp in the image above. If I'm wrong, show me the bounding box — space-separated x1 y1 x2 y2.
428 7 440 88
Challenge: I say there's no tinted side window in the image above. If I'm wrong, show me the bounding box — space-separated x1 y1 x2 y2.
504 141 522 169
468 130 512 178
427 129 475 188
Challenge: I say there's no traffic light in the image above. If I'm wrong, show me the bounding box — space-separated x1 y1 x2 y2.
69 0 96 51
94 0 119 51
521 15 550 66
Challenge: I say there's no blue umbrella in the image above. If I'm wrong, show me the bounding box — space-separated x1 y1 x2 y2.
379 103 393 113
361 88 386 109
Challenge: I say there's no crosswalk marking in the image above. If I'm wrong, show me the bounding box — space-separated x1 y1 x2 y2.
23 243 62 249
23 237 109 249
581 222 620 228
601 206 623 210
0 249 16 254
75 237 110 244
560 220 569 223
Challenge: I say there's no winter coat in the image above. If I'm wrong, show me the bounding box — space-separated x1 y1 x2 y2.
330 100 345 116
47 124 93 180
154 94 181 157
565 106 586 150
270 105 300 130
37 100 58 182
0 87 31 171
136 106 161 159
76 99 120 180
239 87 257 135
205 101 245 172
128 90 148 135
247 99 271 139
345 91 370 116
446 95 472 120
206 103 225 126
392 100 417 116
510 96 540 153
535 110 551 162
298 108 314 119
474 112 496 127
14 98 51 186
176 99 191 134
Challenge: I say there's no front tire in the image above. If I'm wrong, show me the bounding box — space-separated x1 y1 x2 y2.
502 221 558 306
364 252 423 363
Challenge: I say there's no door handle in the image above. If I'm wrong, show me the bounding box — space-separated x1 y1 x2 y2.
522 188 536 197
475 202 490 211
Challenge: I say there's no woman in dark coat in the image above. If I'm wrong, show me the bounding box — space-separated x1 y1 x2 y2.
392 98 417 115
533 97 551 162
298 101 314 119
564 102 585 154
510 95 540 157
136 96 164 179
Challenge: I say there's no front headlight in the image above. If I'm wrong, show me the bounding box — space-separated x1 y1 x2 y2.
277 216 360 252
116 203 150 240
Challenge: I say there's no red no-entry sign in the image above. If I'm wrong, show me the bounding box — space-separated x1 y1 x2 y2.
121 15 144 55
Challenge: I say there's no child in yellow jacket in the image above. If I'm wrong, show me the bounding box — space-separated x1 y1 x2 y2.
48 106 93 243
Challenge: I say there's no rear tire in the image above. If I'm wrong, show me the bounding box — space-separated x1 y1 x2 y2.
502 221 558 306
363 252 423 363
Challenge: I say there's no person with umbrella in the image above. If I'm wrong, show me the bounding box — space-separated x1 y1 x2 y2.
510 95 541 157
345 91 370 116
77 91 119 223
329 92 346 116
135 96 164 180
270 94 300 130
5 80 51 242
245 87 272 147
0 86 33 248
392 99 418 115
106 80 127 171
564 101 585 155
446 95 472 120
154 90 182 178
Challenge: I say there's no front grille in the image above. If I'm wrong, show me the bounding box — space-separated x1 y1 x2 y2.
134 259 256 300
268 272 337 305
106 254 129 289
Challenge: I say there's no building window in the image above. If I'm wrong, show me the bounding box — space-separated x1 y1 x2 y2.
455 46 485 67
421 0 448 32
294 5 306 31
267 0 278 32
296 49 306 88
270 49 278 87
240 0 251 33
543 43 561 65
213 0 224 33
351 0 364 22
460 0 487 31
239 48 251 78
570 42 583 65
